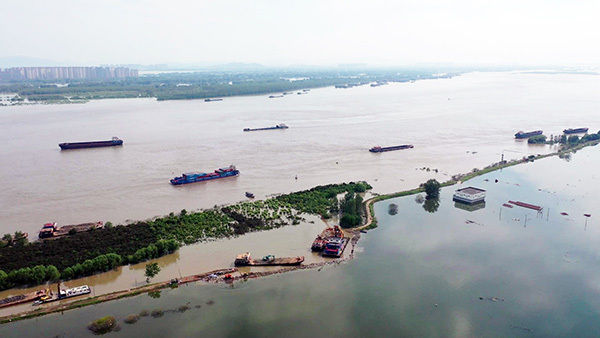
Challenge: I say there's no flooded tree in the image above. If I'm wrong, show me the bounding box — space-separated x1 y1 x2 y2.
145 263 161 283
423 179 441 199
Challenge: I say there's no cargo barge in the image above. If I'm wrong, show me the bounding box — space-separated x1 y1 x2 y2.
369 144 414 153
563 128 589 134
243 124 288 132
234 252 304 266
59 137 123 150
0 289 50 309
514 130 543 139
38 221 103 239
311 226 343 251
170 165 239 185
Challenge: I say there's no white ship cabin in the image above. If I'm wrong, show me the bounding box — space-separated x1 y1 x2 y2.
453 187 486 204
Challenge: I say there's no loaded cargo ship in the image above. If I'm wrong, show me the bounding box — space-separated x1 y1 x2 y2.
38 221 103 239
514 130 543 139
170 165 239 185
369 144 414 153
59 137 123 150
563 128 589 134
243 124 288 132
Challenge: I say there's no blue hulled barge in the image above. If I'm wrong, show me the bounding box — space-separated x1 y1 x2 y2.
170 165 239 185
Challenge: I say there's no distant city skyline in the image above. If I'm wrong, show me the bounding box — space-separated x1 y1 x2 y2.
1 0 599 67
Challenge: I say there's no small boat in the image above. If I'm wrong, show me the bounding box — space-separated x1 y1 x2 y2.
563 128 588 134
388 203 398 215
204 98 223 102
234 253 304 266
58 285 91 299
245 192 255 198
268 95 284 98
584 214 591 217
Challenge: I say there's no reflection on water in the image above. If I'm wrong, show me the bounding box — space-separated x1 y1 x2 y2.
422 197 440 213
3 143 599 337
453 201 486 212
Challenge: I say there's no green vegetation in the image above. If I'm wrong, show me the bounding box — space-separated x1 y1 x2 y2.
0 70 455 103
422 179 441 199
528 134 547 144
87 315 117 334
123 314 139 324
276 182 371 217
339 192 364 228
0 181 371 291
145 263 161 282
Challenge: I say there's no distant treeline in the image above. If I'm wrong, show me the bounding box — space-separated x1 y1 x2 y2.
0 69 458 102
0 181 371 291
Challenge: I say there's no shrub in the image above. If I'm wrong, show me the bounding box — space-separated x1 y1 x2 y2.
87 316 117 334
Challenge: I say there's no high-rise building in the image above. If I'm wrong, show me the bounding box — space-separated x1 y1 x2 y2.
0 67 139 81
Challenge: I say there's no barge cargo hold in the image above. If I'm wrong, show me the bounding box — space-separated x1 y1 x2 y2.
514 130 543 139
59 137 123 150
243 124 288 132
369 144 414 153
0 289 50 309
563 128 589 134
170 165 239 185
234 253 304 266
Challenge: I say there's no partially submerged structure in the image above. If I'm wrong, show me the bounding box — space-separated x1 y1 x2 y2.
453 187 486 205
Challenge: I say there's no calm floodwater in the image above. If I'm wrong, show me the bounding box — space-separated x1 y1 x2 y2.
1 71 600 332
1 143 598 337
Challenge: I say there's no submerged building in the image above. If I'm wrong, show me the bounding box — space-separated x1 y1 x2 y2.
453 187 486 204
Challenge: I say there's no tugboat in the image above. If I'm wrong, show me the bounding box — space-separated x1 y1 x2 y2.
170 165 239 185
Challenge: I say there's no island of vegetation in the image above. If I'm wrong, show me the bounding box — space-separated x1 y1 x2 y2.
0 182 371 291
0 69 457 104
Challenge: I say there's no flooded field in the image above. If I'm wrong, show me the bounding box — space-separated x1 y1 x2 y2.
2 141 598 337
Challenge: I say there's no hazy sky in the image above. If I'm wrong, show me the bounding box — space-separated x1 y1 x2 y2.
1 0 599 66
